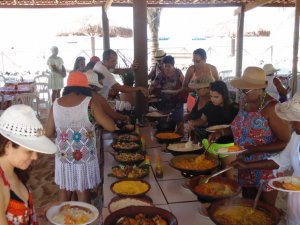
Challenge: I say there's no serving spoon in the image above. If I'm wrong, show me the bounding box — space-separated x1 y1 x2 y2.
199 166 233 184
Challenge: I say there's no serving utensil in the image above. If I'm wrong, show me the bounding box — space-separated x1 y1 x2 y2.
252 180 264 211
200 166 233 184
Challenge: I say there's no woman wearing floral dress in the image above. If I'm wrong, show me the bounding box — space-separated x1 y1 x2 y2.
209 67 291 206
46 71 115 203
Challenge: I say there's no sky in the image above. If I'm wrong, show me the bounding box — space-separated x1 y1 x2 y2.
0 6 296 72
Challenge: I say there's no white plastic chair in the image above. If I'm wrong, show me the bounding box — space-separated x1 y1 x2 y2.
34 73 49 84
0 75 6 87
15 93 39 117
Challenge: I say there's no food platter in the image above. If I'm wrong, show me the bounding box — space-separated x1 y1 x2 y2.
112 152 145 165
115 134 140 143
104 206 178 225
208 198 280 225
108 197 154 213
114 124 135 134
169 154 219 176
206 124 230 132
111 141 140 152
46 201 99 225
167 142 203 155
110 179 151 198
216 146 247 155
268 176 300 192
187 176 241 203
108 165 149 179
155 131 183 144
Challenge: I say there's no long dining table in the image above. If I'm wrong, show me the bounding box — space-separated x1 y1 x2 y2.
101 125 215 225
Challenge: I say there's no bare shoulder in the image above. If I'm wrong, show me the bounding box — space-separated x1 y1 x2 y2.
0 179 9 212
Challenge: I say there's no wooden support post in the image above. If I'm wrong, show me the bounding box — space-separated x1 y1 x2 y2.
102 5 110 51
292 0 300 96
133 0 148 119
235 5 245 78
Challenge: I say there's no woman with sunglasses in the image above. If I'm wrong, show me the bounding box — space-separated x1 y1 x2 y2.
209 66 291 206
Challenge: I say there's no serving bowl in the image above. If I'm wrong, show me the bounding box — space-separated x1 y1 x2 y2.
167 142 203 155
169 154 219 176
187 176 241 203
111 141 140 152
208 198 280 225
104 206 178 225
155 131 183 144
112 152 145 165
108 197 153 213
108 165 149 179
115 133 140 143
110 179 151 198
115 122 135 134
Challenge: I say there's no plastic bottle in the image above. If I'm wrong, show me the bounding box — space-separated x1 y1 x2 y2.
155 156 163 178
141 135 146 151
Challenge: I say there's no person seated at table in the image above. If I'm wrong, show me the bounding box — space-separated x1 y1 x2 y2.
72 56 86 72
189 80 239 179
0 104 57 225
93 49 148 99
149 55 185 134
208 66 291 206
231 92 300 225
183 48 219 113
85 70 130 123
186 75 214 141
148 49 166 81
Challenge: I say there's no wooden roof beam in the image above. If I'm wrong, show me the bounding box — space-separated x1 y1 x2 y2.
104 0 113 11
235 0 274 15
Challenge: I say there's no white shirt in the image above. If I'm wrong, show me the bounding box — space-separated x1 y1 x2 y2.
270 132 300 225
266 75 279 100
93 61 118 99
47 55 64 77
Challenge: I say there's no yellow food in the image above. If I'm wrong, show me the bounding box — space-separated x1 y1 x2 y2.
282 182 300 190
173 155 215 170
156 132 181 139
213 205 272 225
112 181 149 195
194 182 235 197
227 145 242 152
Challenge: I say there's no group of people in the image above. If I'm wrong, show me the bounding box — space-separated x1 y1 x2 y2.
0 44 299 225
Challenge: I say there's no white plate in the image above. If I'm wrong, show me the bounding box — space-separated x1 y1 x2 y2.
206 124 230 132
108 197 153 213
161 89 180 94
167 142 201 152
46 201 99 225
268 176 300 193
145 111 169 117
216 146 247 155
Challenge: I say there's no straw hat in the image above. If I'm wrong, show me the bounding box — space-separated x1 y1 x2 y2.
275 92 300 121
188 75 215 89
0 105 57 154
263 64 279 76
154 50 166 60
67 71 90 88
85 70 103 88
230 66 267 89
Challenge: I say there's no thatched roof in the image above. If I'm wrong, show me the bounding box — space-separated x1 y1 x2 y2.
0 0 295 8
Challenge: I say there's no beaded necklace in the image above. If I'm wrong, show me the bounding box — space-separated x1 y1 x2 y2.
243 91 267 111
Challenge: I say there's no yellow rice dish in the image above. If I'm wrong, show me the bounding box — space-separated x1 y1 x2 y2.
112 180 149 195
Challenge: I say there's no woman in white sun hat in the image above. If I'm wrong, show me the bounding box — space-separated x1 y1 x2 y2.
0 104 57 225
209 66 291 206
231 92 300 225
148 49 166 81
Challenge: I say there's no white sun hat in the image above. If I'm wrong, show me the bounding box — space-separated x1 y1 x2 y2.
263 64 279 76
85 70 103 88
0 104 57 154
154 50 166 60
275 92 300 122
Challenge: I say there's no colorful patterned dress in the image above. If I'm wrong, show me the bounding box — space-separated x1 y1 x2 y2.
0 167 38 225
53 97 100 192
231 99 280 189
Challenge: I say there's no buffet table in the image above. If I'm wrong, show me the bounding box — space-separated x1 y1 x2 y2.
101 126 215 225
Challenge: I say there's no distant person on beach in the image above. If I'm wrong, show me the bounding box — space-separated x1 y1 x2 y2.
0 104 56 225
72 56 86 72
148 49 166 81
183 48 219 112
47 46 66 103
46 71 115 203
263 63 290 103
93 49 149 99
